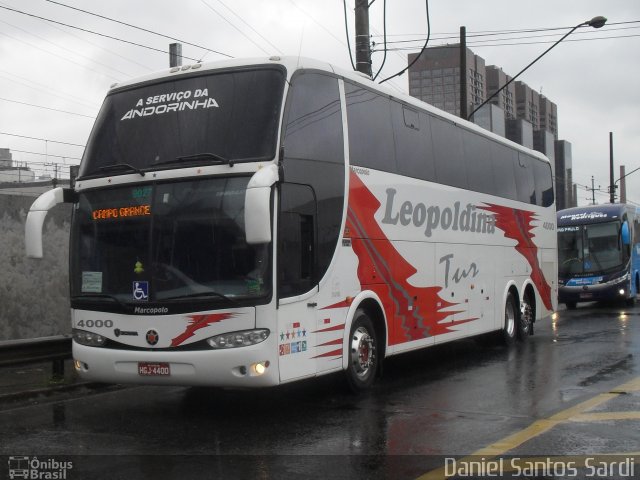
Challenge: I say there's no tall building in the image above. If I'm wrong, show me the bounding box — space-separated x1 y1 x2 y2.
539 95 558 139
555 140 574 209
408 45 485 118
485 66 515 119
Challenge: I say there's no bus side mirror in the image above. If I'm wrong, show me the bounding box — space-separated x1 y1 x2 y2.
621 221 630 246
245 164 279 244
25 187 76 258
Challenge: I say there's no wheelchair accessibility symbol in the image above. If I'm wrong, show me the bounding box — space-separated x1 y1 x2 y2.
133 281 149 301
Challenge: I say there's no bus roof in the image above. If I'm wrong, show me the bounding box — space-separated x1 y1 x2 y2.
107 55 551 166
557 204 631 226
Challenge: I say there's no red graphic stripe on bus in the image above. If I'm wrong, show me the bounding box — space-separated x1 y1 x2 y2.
320 299 352 310
347 172 475 345
479 203 552 310
312 348 343 359
317 338 343 347
312 323 346 334
171 313 236 347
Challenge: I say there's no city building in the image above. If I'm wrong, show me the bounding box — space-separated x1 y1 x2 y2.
555 140 574 208
408 45 485 118
0 148 35 183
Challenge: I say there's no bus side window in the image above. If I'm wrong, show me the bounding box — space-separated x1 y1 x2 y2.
281 71 345 287
430 116 468 190
345 82 396 173
490 142 518 201
532 157 554 207
515 153 536 205
392 103 436 182
278 183 316 298
464 130 494 195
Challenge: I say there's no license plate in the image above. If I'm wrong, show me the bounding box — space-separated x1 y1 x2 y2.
138 362 170 376
579 293 593 299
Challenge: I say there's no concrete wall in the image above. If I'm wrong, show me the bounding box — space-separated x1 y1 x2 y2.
0 193 72 340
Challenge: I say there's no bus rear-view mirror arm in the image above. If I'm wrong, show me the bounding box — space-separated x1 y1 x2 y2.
25 187 77 258
245 164 279 244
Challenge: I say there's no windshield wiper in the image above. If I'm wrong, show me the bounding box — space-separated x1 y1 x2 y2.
71 293 126 309
98 162 145 176
154 152 234 168
164 290 238 305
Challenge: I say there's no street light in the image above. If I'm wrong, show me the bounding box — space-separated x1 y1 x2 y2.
467 16 607 121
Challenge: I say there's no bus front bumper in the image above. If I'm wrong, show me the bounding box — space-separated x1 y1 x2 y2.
72 338 280 388
558 276 632 305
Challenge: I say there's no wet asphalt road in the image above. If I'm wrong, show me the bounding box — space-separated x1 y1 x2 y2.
0 302 638 479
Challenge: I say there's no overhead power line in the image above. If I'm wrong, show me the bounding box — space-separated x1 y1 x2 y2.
44 0 233 59
0 5 205 63
374 33 640 52
8 149 82 161
199 0 271 56
0 131 85 147
378 24 640 46
0 97 95 118
370 20 640 39
215 0 282 55
0 17 132 79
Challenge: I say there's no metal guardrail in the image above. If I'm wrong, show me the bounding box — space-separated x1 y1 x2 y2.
0 335 72 375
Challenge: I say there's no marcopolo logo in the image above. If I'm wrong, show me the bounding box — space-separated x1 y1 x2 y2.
8 456 73 479
381 188 496 238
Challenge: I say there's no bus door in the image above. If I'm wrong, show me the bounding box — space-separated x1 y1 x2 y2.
276 183 319 382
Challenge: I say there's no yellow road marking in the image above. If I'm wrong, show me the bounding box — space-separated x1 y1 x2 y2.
417 376 640 480
570 412 640 422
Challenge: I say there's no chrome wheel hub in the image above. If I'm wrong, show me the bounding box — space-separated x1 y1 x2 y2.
350 327 375 377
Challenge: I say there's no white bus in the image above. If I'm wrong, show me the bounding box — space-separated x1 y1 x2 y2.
26 56 557 391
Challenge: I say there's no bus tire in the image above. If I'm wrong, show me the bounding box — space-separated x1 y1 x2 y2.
518 294 534 340
502 292 517 346
345 309 378 392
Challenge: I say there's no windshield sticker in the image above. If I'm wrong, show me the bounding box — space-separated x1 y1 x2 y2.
134 260 145 275
120 89 219 121
133 281 149 301
92 205 151 220
82 271 103 293
132 186 152 199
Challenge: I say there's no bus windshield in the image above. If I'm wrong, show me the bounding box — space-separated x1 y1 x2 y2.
70 177 270 309
79 66 285 178
558 221 623 277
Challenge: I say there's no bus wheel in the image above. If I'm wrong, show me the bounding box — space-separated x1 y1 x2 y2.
518 295 534 340
346 310 378 392
502 292 517 345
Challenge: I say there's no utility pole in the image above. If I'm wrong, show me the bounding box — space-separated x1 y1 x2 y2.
620 165 627 204
587 176 598 205
354 0 372 76
170 43 182 68
459 26 468 119
609 132 616 203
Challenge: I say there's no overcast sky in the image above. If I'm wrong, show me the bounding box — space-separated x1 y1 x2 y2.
0 0 638 206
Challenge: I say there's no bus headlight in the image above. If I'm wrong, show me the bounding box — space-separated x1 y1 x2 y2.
206 329 269 349
73 329 107 347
